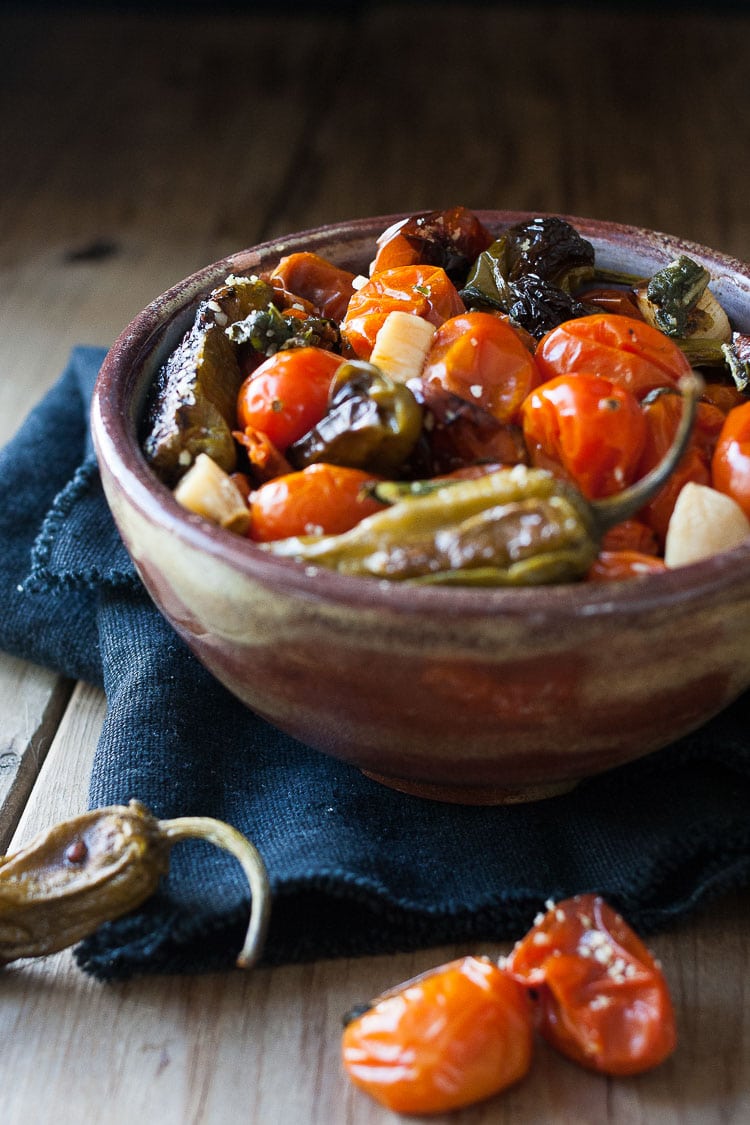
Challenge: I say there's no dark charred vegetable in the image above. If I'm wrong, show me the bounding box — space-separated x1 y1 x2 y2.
143 274 276 485
0 800 270 969
460 217 597 337
226 305 340 358
288 360 424 475
265 374 701 585
504 274 593 339
407 378 529 477
195 274 276 332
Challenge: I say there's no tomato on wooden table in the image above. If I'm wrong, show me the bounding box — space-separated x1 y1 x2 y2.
341 264 466 360
248 463 382 541
236 347 343 452
712 399 750 519
521 372 647 499
506 894 676 1076
341 956 533 1115
421 311 541 425
269 251 357 321
535 313 692 399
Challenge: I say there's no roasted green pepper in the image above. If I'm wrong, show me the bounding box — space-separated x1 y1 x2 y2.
142 275 276 486
0 800 270 969
264 374 701 585
288 360 424 475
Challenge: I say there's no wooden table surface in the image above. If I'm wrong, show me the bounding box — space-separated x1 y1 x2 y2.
2 5 750 1122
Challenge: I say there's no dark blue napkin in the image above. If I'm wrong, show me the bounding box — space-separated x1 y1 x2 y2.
3 346 750 979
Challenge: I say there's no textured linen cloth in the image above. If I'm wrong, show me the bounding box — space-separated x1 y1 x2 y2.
2 346 750 979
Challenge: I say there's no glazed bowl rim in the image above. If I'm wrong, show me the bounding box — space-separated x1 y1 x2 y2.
92 209 750 621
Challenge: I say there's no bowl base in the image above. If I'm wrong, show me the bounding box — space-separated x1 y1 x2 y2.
360 769 578 805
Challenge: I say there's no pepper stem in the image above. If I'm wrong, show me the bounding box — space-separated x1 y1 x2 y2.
157 816 271 969
591 371 703 533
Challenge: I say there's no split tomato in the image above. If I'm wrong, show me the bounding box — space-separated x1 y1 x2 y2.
248 463 382 542
269 252 356 321
236 347 342 452
506 894 676 1077
521 372 647 499
421 311 541 425
535 313 692 399
370 205 493 280
341 264 465 360
712 399 750 519
341 956 533 1115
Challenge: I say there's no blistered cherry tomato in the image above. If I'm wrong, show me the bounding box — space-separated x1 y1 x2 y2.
236 347 342 452
600 518 659 556
342 956 533 1115
421 311 541 425
371 206 493 280
637 390 725 544
341 264 465 359
269 252 356 321
506 895 676 1076
712 400 750 519
587 550 668 581
521 372 647 499
248 463 382 541
535 313 692 399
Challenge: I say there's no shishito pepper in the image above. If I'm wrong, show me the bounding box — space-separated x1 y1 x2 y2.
0 800 270 969
264 374 702 585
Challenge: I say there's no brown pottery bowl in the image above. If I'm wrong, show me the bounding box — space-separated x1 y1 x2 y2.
91 212 750 803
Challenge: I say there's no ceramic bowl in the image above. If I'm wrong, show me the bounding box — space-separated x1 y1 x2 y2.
91 212 750 803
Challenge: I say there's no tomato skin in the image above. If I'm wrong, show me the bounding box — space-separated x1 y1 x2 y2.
521 372 647 499
236 347 343 452
600 518 659 555
535 313 692 399
341 956 533 1115
712 400 750 519
341 264 466 360
269 252 356 321
422 311 542 425
371 206 493 279
506 895 676 1077
587 550 668 582
248 463 382 542
637 392 725 545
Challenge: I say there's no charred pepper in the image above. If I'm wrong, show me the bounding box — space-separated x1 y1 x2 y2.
264 374 701 585
0 800 270 969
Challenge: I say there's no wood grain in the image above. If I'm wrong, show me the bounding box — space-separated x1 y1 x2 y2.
2 4 750 1122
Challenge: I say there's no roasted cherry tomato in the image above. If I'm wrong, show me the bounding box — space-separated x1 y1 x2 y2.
535 313 692 399
506 895 677 1077
421 311 542 425
637 390 725 545
371 206 493 281
236 347 343 452
712 400 750 520
577 287 645 321
600 518 659 556
269 252 356 321
341 956 533 1115
700 380 747 415
587 550 668 581
248 463 382 541
521 372 647 499
341 264 465 360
